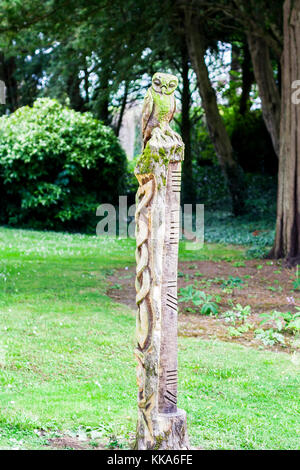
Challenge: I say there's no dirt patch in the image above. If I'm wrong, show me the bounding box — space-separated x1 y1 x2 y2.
47 436 106 450
106 260 300 353
47 436 89 450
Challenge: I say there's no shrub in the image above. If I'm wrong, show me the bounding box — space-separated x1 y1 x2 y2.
191 164 277 219
0 98 127 231
223 108 278 176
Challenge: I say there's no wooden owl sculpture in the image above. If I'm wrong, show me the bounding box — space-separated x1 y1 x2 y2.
142 72 180 149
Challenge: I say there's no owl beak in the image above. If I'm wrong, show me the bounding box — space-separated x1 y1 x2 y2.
161 85 167 94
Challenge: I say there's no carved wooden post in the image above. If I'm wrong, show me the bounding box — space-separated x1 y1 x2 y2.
134 73 190 450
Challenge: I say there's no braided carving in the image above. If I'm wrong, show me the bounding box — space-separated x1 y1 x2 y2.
135 177 154 350
135 176 155 440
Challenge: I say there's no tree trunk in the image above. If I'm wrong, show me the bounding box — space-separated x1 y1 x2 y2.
97 70 110 124
239 42 254 115
183 9 246 215
0 53 18 112
180 43 195 203
247 34 281 157
230 43 240 83
270 0 300 264
66 71 85 112
116 81 129 136
83 66 89 104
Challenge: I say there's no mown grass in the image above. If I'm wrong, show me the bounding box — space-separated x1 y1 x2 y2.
0 227 299 449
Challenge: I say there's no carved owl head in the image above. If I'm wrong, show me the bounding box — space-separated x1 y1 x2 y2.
152 72 178 95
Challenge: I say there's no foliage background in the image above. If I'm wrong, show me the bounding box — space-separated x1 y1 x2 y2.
0 98 127 231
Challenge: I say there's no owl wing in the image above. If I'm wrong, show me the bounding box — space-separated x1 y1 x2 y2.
142 87 154 135
170 95 176 123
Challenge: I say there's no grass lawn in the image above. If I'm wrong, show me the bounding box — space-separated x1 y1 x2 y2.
0 227 299 449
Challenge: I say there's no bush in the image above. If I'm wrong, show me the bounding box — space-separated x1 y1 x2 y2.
0 98 127 231
193 165 231 209
192 164 277 217
223 108 278 176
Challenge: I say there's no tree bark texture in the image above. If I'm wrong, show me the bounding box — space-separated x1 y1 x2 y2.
271 0 300 263
247 34 281 157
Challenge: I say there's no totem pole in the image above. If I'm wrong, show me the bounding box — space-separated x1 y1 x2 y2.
134 72 190 450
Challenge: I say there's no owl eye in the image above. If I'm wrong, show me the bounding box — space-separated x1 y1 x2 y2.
153 79 161 85
169 82 176 88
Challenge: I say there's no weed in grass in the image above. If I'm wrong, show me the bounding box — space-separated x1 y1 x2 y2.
103 269 115 276
179 285 201 304
291 337 300 349
259 312 286 332
267 284 283 293
185 307 197 314
108 435 124 449
221 276 244 289
227 323 253 337
259 310 300 335
223 304 252 326
200 299 219 316
232 261 246 267
194 272 203 277
289 312 300 334
178 285 219 316
255 329 285 346
256 309 300 346
89 440 100 448
227 326 243 337
222 287 234 295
